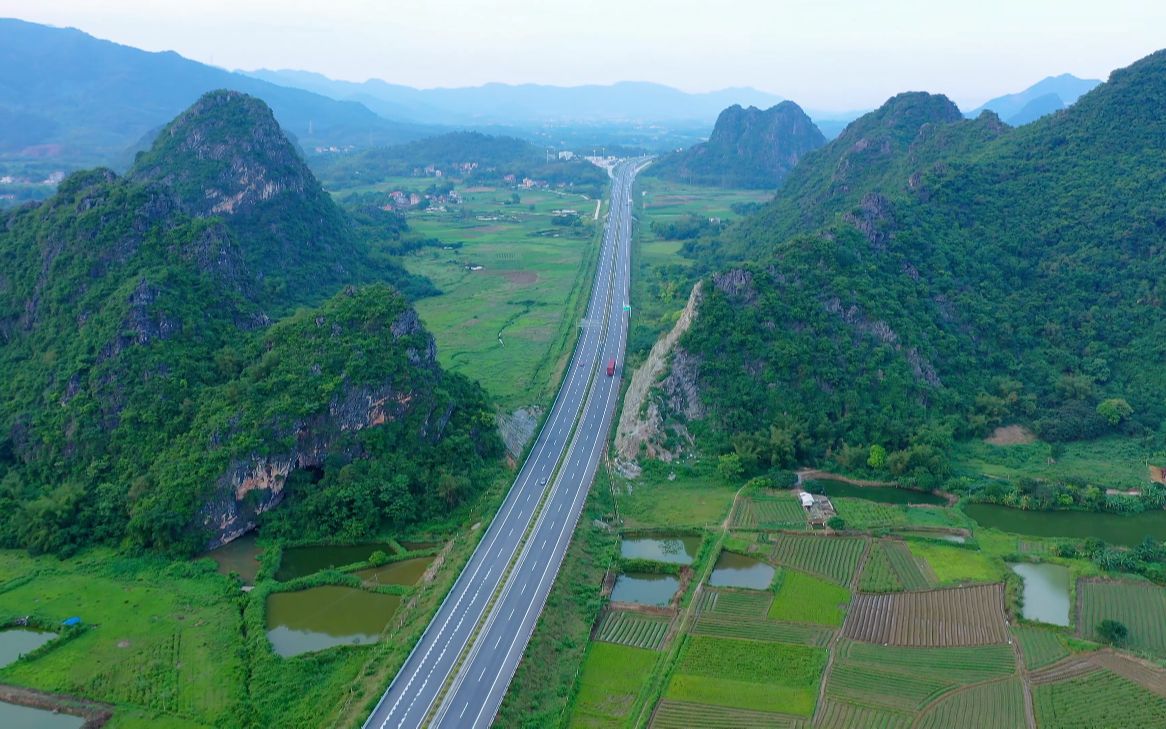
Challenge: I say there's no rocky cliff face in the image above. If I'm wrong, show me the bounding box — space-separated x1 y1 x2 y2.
647 101 826 188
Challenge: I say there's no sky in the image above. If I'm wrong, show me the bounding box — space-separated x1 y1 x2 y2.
3 0 1164 112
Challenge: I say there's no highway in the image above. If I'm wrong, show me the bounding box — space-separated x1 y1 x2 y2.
364 158 646 729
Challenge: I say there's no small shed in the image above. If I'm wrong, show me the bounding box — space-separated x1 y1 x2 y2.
799 492 815 508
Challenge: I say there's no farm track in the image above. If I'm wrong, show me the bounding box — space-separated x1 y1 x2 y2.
811 539 870 726
842 584 1008 646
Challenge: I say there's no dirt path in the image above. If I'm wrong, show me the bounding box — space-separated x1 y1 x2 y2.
1008 626 1038 729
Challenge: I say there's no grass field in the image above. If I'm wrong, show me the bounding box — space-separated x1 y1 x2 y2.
595 611 671 650
615 462 735 529
1013 626 1071 670
399 185 601 409
906 541 1003 585
771 534 866 586
0 551 246 727
1032 668 1166 728
569 643 659 728
950 434 1153 489
1077 579 1166 657
665 635 825 716
768 570 850 626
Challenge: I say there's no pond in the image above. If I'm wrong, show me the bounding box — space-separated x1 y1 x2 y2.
355 556 433 586
965 503 1166 548
620 535 702 565
807 480 947 506
1009 562 1071 626
896 530 966 544
207 533 262 584
0 628 57 668
0 701 84 729
265 586 401 657
708 552 775 590
276 543 396 581
609 573 679 607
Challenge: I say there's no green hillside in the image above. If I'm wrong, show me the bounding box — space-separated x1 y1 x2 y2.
0 91 501 555
660 50 1166 484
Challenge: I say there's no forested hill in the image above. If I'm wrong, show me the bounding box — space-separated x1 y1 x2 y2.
310 131 609 197
0 92 502 555
659 50 1166 483
645 102 826 188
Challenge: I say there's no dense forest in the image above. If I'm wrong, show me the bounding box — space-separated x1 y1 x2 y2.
0 91 502 555
310 131 609 197
658 51 1166 486
645 102 826 188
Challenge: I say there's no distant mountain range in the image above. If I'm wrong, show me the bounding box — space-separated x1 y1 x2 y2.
243 69 786 126
0 18 433 168
966 73 1101 125
646 102 826 189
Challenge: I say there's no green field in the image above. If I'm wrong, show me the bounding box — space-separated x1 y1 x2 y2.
615 462 736 529
650 700 807 728
0 551 245 726
950 434 1154 489
1012 626 1071 670
906 541 1002 585
915 677 1027 729
832 498 908 529
397 185 601 409
1077 579 1166 656
771 534 866 586
768 570 850 626
569 643 659 728
665 636 825 716
815 699 913 729
859 540 933 592
731 492 807 530
1033 669 1166 728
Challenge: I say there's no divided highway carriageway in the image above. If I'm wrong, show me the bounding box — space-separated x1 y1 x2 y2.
364 157 649 729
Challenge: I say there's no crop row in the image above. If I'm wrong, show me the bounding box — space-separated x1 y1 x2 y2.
858 543 902 592
814 699 913 729
595 610 670 650
732 494 807 530
915 678 1027 729
771 534 865 585
843 584 1008 646
883 540 931 590
691 614 832 646
825 662 955 712
1077 579 1166 657
649 699 807 729
839 641 1016 684
1033 669 1166 728
696 587 772 618
1011 626 1069 670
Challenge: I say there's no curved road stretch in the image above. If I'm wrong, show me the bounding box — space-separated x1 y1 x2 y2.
365 158 646 729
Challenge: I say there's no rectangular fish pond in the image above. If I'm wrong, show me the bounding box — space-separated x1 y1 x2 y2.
266 586 401 658
0 701 84 729
708 552 775 590
609 573 680 607
619 534 702 565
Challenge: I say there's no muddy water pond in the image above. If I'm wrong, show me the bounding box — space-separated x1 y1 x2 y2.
208 533 262 584
355 556 433 586
620 535 701 565
965 503 1166 548
0 628 56 668
1010 562 1071 626
808 480 947 506
708 552 775 590
0 701 83 729
610 573 679 607
276 543 396 581
265 586 401 657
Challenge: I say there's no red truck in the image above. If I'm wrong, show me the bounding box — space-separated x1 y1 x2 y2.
606 359 616 377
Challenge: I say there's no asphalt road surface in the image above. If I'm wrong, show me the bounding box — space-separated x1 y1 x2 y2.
364 158 646 729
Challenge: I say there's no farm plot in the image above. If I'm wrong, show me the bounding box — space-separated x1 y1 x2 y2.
650 700 806 729
595 611 671 650
1033 669 1166 728
859 541 932 592
731 492 806 530
814 699 912 729
569 643 659 728
695 588 772 618
832 498 907 529
915 677 1026 729
664 635 826 716
691 614 832 646
770 534 865 586
824 640 1016 714
843 584 1007 646
1012 626 1070 670
768 570 850 626
1077 579 1166 657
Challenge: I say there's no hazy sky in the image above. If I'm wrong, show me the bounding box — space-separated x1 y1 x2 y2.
4 0 1164 111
